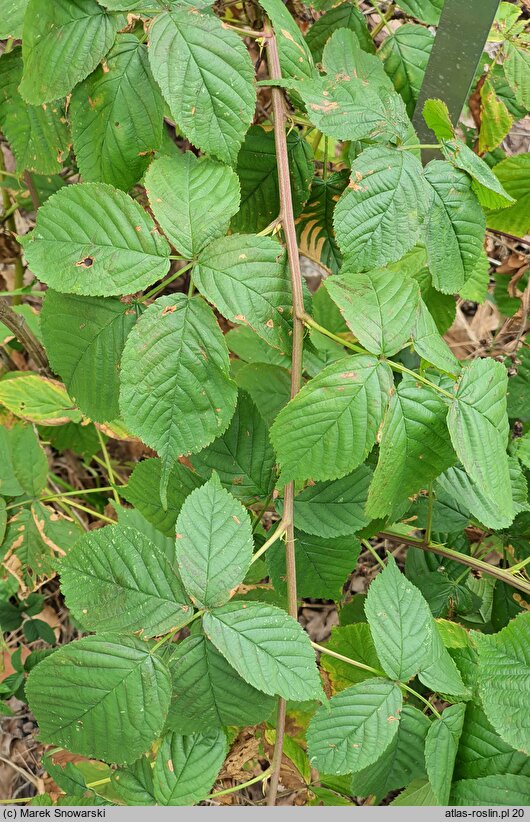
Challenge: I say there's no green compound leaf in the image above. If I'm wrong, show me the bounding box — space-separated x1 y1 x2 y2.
153 730 226 806
70 34 164 191
305 3 374 64
296 170 349 274
423 161 486 295
307 678 403 775
194 234 292 354
334 147 428 272
367 375 456 519
148 8 255 164
270 355 393 485
60 524 192 638
425 703 466 804
203 601 322 701
20 0 123 105
447 357 512 519
350 705 430 799
175 474 253 609
166 634 275 733
486 153 530 238
473 612 530 755
41 290 140 423
287 465 373 538
450 774 530 806
0 49 70 175
232 126 313 234
26 634 171 764
380 24 434 117
145 152 240 259
21 183 170 297
325 267 420 356
120 295 237 503
365 556 433 682
122 458 203 538
0 0 29 38
192 391 275 502
260 0 315 81
267 530 361 601
454 703 530 780
320 623 381 692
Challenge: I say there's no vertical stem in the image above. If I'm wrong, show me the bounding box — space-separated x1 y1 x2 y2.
265 20 305 806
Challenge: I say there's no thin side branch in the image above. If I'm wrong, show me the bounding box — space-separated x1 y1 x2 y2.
0 297 49 372
265 20 306 807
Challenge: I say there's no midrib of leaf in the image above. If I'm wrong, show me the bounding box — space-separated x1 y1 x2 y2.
66 305 138 386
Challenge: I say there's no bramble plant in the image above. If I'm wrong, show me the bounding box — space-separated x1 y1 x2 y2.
1 0 530 808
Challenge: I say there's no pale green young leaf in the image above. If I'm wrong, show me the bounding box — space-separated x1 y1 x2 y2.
486 153 530 238
260 0 315 81
7 424 48 498
192 391 275 501
21 183 170 297
0 0 29 38
20 0 123 104
307 679 403 775
145 153 240 259
267 531 361 601
422 99 454 140
287 466 373 538
122 458 203 538
0 375 82 425
478 80 513 154
442 139 514 209
26 634 171 764
325 267 420 355
0 50 70 175
447 358 512 518
365 555 433 682
411 298 461 374
166 634 275 733
175 475 253 608
334 147 428 271
450 775 530 806
296 171 349 274
425 703 466 804
423 161 486 295
320 623 381 692
0 427 24 497
380 24 434 117
391 778 437 805
153 731 226 806
120 295 237 503
305 4 374 64
203 601 322 701
232 126 313 234
454 703 530 780
194 235 292 354
366 376 456 519
41 291 140 423
60 525 192 637
148 8 255 164
270 355 393 485
350 706 430 799
70 35 164 191
473 612 530 755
